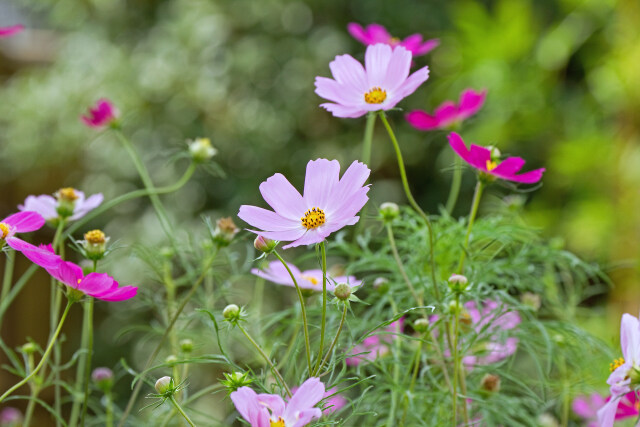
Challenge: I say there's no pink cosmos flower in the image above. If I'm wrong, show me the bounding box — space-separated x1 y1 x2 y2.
0 25 24 38
44 258 137 302
347 23 439 57
19 188 104 222
238 159 370 249
574 391 639 427
448 132 545 184
406 89 487 131
346 318 404 366
597 313 640 427
251 260 361 292
81 99 118 128
230 377 324 427
314 43 430 118
289 386 347 415
0 211 61 268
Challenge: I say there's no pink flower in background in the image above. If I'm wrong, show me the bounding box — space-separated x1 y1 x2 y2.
448 132 545 184
597 313 640 427
44 259 137 302
81 99 118 128
251 260 361 292
573 391 639 427
238 159 370 249
0 407 23 426
346 318 404 366
0 25 24 38
231 377 324 427
347 23 439 57
406 89 487 131
19 188 104 222
0 211 61 268
315 43 429 118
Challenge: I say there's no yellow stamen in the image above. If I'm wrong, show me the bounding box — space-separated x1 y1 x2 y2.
84 229 106 244
301 275 319 285
0 223 9 239
364 87 387 104
486 160 498 171
57 187 79 201
301 207 326 230
610 357 625 372
390 37 401 45
270 417 285 427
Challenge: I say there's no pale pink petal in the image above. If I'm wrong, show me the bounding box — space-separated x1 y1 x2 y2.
71 193 104 220
2 211 46 233
231 387 270 427
319 102 368 118
282 229 324 249
572 395 601 418
335 160 371 199
365 44 393 88
329 54 368 93
326 187 369 222
303 159 341 209
259 173 306 220
285 377 325 421
252 228 307 243
238 205 301 231
256 394 286 419
383 46 412 92
620 313 640 362
597 398 620 427
18 195 58 220
395 64 429 99
314 77 361 106
290 408 322 427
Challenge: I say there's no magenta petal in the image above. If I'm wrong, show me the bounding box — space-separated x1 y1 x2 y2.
2 211 46 233
346 23 369 44
504 168 545 184
365 24 392 44
491 157 525 176
6 238 61 269
399 34 423 51
50 261 84 287
406 110 440 131
458 89 487 118
448 132 474 165
413 38 440 56
97 285 138 302
468 144 492 170
434 102 459 124
0 25 24 38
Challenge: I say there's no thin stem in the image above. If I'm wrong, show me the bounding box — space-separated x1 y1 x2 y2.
317 302 348 374
273 251 312 374
385 297 401 426
313 242 328 375
22 353 37 427
0 300 73 403
51 218 66 427
400 337 423 426
105 390 114 427
69 297 94 427
0 264 37 333
452 293 460 426
361 111 376 166
118 249 218 427
457 181 484 274
169 396 196 427
80 298 94 426
237 323 291 397
445 157 463 214
1 250 14 301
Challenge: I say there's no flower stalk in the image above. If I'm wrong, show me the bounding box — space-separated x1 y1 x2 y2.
457 181 484 274
313 241 328 375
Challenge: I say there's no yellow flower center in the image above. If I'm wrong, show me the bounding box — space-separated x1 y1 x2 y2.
270 417 285 427
364 87 387 104
486 160 498 171
0 223 9 239
301 207 326 230
84 229 106 244
57 187 79 201
301 275 319 285
610 357 625 372
390 37 401 45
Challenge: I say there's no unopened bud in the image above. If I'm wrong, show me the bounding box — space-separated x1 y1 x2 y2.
254 235 277 253
334 283 351 301
221 371 254 394
480 374 500 393
155 376 173 395
212 217 239 247
83 229 109 260
414 318 430 333
91 367 114 392
487 145 501 162
448 274 469 294
373 277 390 294
223 304 241 322
165 355 178 366
537 413 559 427
188 137 217 162
55 187 79 218
160 247 174 258
180 339 194 353
521 292 541 311
21 342 37 355
379 202 400 222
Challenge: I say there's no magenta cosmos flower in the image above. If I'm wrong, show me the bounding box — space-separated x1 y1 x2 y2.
314 43 430 118
81 99 118 128
0 211 61 268
347 23 438 57
0 25 24 38
19 188 104 222
406 89 487 131
448 132 545 184
230 377 324 427
238 159 370 249
251 260 361 292
346 318 404 366
44 258 137 302
597 313 640 427
574 391 639 427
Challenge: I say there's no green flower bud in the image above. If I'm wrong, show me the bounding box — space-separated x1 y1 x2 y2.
448 274 469 294
521 292 541 311
413 318 430 333
373 277 390 294
379 202 400 222
220 371 253 394
91 367 114 392
188 137 217 163
155 376 174 395
223 304 241 322
82 229 109 261
21 342 37 355
254 235 277 253
164 355 178 366
180 339 194 353
334 283 351 301
55 187 79 218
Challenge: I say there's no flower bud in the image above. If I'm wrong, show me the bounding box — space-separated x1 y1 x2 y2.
480 373 500 394
155 376 174 395
521 292 541 311
223 304 241 322
83 229 109 260
21 342 37 355
413 318 430 333
221 371 253 394
91 367 114 392
212 217 239 247
373 277 390 294
254 235 277 253
0 407 23 426
165 355 178 366
448 300 462 314
55 187 79 218
379 202 400 222
537 413 559 427
188 137 217 163
334 283 351 301
487 145 501 162
448 274 469 294
180 339 194 353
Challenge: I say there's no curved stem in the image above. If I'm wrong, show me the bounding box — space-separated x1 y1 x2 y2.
317 302 348 374
237 323 291 397
169 396 196 427
0 300 73 403
445 157 463 214
272 251 312 374
361 112 376 166
456 181 484 274
313 242 328 375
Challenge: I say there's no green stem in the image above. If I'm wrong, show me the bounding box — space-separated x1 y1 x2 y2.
169 396 196 427
0 264 37 332
106 390 114 427
456 181 484 274
379 112 440 302
313 242 328 375
452 293 460 426
385 297 401 426
400 337 423 426
272 251 312 374
237 323 291 397
0 300 73 403
317 302 348 374
1 250 14 301
69 297 94 427
22 353 37 427
118 249 218 427
445 157 463 214
80 298 94 426
361 111 376 166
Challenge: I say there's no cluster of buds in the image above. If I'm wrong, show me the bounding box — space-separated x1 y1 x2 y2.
188 137 217 163
211 217 239 247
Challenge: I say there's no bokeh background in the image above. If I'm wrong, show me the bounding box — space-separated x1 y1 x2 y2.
1 0 639 423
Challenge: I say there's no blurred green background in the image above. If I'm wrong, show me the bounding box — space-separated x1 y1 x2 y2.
0 0 639 421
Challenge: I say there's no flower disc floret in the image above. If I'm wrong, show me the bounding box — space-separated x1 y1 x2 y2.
0 223 9 239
